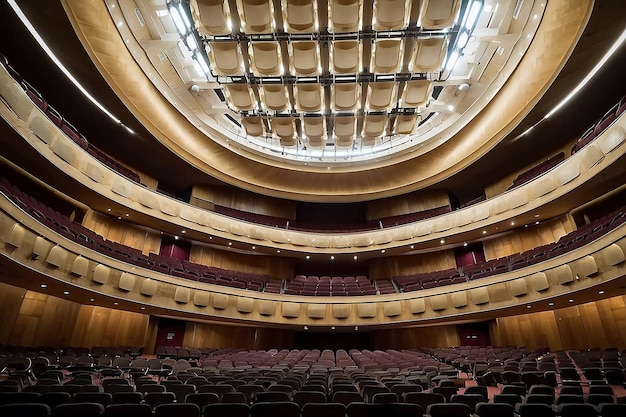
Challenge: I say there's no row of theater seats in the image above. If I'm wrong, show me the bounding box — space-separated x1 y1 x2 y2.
572 96 626 155
507 152 565 191
214 203 452 233
393 205 626 292
0 176 269 292
4 164 626 297
283 275 378 296
2 347 625 417
0 55 142 184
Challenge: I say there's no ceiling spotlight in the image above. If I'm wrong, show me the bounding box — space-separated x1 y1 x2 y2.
304 325 308 330
63 291 70 295
548 302 554 306
89 298 95 302
353 255 358 260
228 242 232 246
410 245 414 249
306 255 310 260
598 290 605 295
276 250 281 253
174 235 179 240
354 326 358 331
568 299 574 303
440 239 445 244
252 246 256 250
181 230 186 234
511 221 515 225
113 302 119 305
140 306 146 310
526 305 532 309
381 249 386 253
463 242 468 247
330 256 335 260
40 284 47 288
482 230 487 234
331 326 335 330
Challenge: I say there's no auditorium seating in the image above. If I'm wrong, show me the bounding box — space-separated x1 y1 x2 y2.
507 152 565 191
0 55 141 184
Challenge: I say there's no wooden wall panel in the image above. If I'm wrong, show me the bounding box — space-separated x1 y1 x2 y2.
492 295 626 351
189 244 294 280
254 328 295 350
0 283 26 343
70 306 149 348
8 290 81 347
368 250 456 280
182 322 257 349
371 325 460 349
191 185 296 219
483 215 573 260
366 189 450 220
82 210 161 255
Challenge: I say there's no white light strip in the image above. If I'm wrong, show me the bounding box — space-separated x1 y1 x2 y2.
545 26 626 119
7 0 125 126
510 25 626 144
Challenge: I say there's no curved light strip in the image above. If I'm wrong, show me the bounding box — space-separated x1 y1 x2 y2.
7 0 136 134
514 25 626 141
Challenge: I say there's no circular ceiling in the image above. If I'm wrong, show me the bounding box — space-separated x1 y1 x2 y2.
115 0 544 166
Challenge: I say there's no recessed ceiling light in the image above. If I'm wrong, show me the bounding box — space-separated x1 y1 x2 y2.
599 290 605 295
306 255 310 260
40 284 47 288
463 242 468 247
482 230 487 234
548 302 554 306
113 302 119 305
410 245 414 249
276 250 280 253
568 299 574 303
381 249 386 253
107 208 111 212
330 256 335 260
511 221 515 226
527 305 531 309
353 255 358 260
228 242 232 246
181 230 186 234
89 298 95 302
440 239 445 244
63 291 70 295
140 306 146 310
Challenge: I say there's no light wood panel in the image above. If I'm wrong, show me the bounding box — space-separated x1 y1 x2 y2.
0 282 149 349
182 321 257 349
0 283 27 343
491 295 626 351
371 325 460 349
189 243 294 279
483 215 574 260
366 189 451 220
82 210 161 255
368 250 457 279
191 184 296 219
70 305 149 348
8 290 81 347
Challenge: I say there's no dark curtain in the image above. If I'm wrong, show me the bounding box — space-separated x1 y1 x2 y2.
159 236 191 261
454 243 486 267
